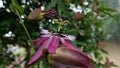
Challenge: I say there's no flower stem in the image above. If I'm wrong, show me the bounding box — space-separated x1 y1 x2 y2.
15 9 34 46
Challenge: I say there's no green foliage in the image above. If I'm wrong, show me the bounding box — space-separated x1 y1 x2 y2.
103 14 120 41
10 0 24 14
102 0 120 41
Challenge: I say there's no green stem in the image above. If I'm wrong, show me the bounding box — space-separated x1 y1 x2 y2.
58 24 62 31
15 9 34 46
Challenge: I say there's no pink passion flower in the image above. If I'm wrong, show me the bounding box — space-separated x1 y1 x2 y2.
28 29 94 68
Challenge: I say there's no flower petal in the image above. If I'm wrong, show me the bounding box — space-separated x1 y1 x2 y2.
61 34 76 41
50 47 94 68
61 38 92 62
48 36 60 54
33 37 49 49
28 37 52 65
50 60 67 68
66 35 76 41
44 10 57 18
40 29 50 35
50 58 82 68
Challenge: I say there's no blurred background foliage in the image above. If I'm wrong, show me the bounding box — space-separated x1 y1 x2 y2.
0 0 119 68
101 0 120 42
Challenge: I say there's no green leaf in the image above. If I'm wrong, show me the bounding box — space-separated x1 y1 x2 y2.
0 64 5 68
10 0 24 14
74 0 79 7
98 7 117 12
76 41 87 46
65 29 78 36
112 63 119 67
100 49 109 55
94 50 103 61
57 0 64 16
45 0 57 10
9 3 16 13
103 11 117 20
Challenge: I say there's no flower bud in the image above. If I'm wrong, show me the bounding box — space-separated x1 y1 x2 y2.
28 8 42 20
75 12 83 21
49 47 94 68
28 9 57 20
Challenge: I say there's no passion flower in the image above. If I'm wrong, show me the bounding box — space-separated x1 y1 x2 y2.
28 29 94 68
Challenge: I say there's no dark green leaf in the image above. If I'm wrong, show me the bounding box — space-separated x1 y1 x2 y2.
101 49 109 55
45 0 57 10
98 7 117 12
11 0 24 14
57 0 64 16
